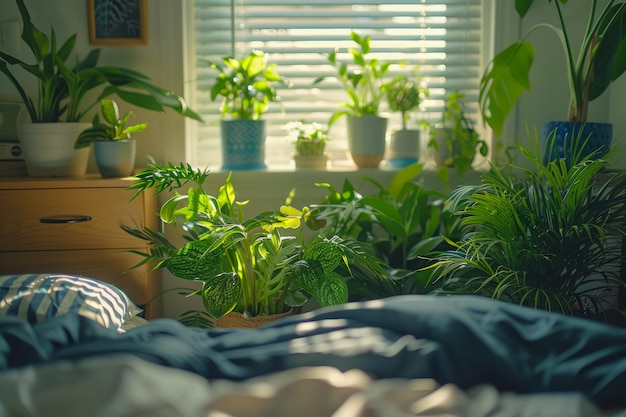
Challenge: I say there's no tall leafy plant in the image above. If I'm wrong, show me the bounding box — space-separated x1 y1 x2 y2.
0 0 202 123
314 31 392 125
480 0 626 136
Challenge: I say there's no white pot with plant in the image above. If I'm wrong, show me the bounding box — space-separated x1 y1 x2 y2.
75 99 147 178
205 50 288 170
479 0 626 164
384 70 428 169
286 120 330 170
314 31 391 169
0 0 202 177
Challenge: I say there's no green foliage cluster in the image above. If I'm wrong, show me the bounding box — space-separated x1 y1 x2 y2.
74 99 147 148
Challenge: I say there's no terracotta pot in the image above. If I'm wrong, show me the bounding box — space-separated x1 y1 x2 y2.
215 309 294 328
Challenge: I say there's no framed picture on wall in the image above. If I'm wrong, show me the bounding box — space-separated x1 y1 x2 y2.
88 0 148 46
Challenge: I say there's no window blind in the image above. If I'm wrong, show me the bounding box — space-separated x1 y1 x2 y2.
186 0 484 170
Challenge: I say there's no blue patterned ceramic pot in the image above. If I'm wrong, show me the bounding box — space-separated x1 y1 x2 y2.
543 121 612 166
221 120 267 170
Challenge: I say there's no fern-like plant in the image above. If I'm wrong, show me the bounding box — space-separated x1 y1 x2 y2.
427 130 626 315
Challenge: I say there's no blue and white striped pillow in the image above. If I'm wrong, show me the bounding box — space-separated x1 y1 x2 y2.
0 274 142 332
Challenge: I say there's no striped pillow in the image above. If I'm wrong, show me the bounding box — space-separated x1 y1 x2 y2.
0 274 142 332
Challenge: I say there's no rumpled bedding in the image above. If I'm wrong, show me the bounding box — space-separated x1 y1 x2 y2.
0 355 618 417
2 295 626 413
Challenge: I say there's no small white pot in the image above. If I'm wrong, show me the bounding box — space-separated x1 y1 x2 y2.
293 153 330 170
387 129 421 168
19 122 91 177
94 139 137 178
347 115 388 168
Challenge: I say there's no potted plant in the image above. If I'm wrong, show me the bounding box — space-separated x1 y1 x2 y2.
74 99 147 178
204 50 287 170
427 133 626 317
479 0 626 163
122 161 388 326
313 163 463 298
384 71 428 168
314 31 392 168
427 90 489 174
0 0 202 177
285 120 330 170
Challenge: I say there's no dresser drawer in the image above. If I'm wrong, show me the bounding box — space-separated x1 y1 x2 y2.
0 187 146 251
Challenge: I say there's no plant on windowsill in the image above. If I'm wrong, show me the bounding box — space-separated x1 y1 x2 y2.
0 0 202 177
74 99 147 178
384 70 429 168
285 120 331 170
426 131 626 318
313 30 392 168
122 161 391 327
202 50 289 170
427 90 489 179
479 0 626 162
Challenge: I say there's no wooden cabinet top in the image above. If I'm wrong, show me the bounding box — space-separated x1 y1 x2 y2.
0 175 139 190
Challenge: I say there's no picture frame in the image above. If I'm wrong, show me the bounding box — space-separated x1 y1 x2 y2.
88 0 148 46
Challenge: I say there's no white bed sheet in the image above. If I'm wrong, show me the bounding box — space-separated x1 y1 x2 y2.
0 354 623 417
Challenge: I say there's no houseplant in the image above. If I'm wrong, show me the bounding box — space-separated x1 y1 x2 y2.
0 0 202 177
74 99 147 177
122 160 389 326
479 0 626 161
313 163 462 297
285 120 330 170
384 71 428 168
427 131 626 316
427 90 489 174
314 31 392 168
204 50 287 170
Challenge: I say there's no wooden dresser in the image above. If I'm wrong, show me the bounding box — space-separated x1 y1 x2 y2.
0 175 162 318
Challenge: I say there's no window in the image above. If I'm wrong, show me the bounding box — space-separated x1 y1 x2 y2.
186 0 485 170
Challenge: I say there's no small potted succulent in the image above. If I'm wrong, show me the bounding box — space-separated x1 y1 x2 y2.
75 99 147 178
122 161 388 327
314 31 392 168
203 50 288 170
384 70 428 168
285 120 331 170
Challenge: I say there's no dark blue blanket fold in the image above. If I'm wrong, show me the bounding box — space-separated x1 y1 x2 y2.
3 295 626 408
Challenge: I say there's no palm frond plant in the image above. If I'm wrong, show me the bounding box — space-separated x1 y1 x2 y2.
122 160 391 324
427 129 626 316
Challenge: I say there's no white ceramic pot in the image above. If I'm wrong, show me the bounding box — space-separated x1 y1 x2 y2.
293 153 329 170
387 129 421 169
94 139 137 178
19 122 91 177
346 115 388 168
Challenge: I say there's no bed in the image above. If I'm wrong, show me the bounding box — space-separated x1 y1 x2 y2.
2 273 626 417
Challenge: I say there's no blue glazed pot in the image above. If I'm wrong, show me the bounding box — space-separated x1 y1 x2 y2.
543 121 612 166
221 120 267 170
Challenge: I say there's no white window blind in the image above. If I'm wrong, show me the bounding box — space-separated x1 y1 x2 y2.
186 0 484 170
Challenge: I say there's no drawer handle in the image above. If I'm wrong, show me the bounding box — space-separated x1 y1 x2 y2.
40 215 92 224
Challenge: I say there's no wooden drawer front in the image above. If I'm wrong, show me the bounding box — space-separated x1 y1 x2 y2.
0 188 145 251
0 249 162 318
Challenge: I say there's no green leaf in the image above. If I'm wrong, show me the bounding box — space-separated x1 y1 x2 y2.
201 272 241 318
479 41 534 136
303 240 343 274
289 259 325 295
167 239 223 280
315 272 348 307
